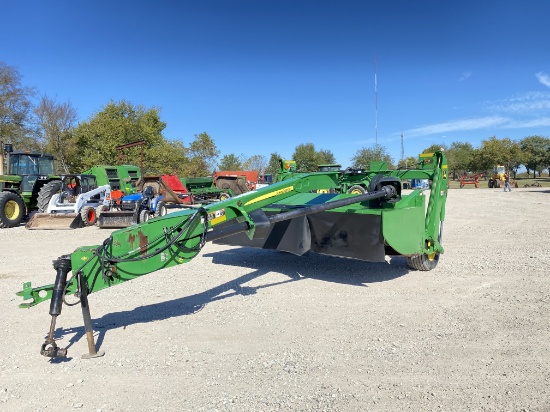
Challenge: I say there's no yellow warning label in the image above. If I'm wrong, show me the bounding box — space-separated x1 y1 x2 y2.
245 186 294 206
208 209 227 226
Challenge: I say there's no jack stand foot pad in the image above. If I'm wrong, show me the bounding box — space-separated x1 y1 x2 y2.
82 350 105 359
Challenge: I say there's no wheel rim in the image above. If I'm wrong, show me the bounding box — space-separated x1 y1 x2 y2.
350 189 363 195
87 209 96 222
5 199 20 221
426 240 437 260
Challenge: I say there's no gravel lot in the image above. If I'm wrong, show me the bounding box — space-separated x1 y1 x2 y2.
1 186 549 411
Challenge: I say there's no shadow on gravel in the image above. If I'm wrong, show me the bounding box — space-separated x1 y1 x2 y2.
52 247 410 359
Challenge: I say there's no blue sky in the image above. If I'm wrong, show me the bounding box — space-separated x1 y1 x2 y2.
2 0 550 167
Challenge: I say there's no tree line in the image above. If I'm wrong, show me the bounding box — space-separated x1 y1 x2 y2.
2 61 549 179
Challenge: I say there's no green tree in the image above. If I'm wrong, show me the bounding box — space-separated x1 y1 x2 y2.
72 100 167 172
264 152 282 179
422 143 448 154
317 149 336 165
351 144 394 169
0 62 38 150
508 141 527 178
397 156 417 169
292 143 334 172
243 154 268 173
293 143 318 172
147 139 188 175
183 132 220 177
218 153 243 170
446 141 475 179
473 136 525 178
520 135 550 177
34 95 78 173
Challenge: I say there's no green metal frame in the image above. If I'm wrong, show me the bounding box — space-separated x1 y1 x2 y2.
179 176 234 199
16 152 448 358
82 165 141 194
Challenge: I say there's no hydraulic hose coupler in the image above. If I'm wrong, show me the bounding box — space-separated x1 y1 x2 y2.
49 255 72 316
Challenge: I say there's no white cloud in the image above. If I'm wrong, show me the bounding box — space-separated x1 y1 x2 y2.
504 117 550 128
486 91 550 114
403 116 509 138
536 72 550 87
459 71 472 81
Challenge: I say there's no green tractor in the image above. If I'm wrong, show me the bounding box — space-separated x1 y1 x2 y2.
0 142 60 228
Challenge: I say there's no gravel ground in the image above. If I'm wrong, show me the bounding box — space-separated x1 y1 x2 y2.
1 186 549 412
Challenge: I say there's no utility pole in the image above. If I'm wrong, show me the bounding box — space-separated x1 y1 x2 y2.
374 53 378 146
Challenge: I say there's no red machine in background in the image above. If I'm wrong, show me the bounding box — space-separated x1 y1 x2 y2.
459 172 484 188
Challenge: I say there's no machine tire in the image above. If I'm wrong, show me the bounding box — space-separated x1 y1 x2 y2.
348 185 366 195
219 192 231 201
37 180 62 212
406 253 440 271
95 205 106 218
488 181 493 188
367 174 385 193
155 201 167 218
139 209 150 224
0 191 26 228
80 206 97 226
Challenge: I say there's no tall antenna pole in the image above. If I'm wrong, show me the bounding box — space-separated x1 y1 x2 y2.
400 128 404 161
374 53 378 145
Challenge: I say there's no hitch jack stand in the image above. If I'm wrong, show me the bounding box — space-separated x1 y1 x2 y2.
77 272 105 359
41 256 71 358
40 256 104 359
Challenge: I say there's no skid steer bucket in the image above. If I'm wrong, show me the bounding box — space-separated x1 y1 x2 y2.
97 210 139 228
25 213 82 230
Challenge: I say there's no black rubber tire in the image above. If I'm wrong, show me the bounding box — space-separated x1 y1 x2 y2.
348 185 366 195
0 191 26 228
95 205 106 218
219 192 231 201
37 180 62 212
367 174 384 193
139 209 150 224
406 253 440 271
155 201 167 218
80 206 97 226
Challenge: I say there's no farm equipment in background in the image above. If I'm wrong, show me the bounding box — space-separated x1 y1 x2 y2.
26 175 111 229
19 163 142 230
277 159 399 195
179 176 233 203
82 165 140 194
97 176 168 228
256 173 273 189
488 165 506 188
0 141 61 228
159 174 194 204
459 173 484 188
488 166 518 189
213 170 259 194
17 151 448 359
